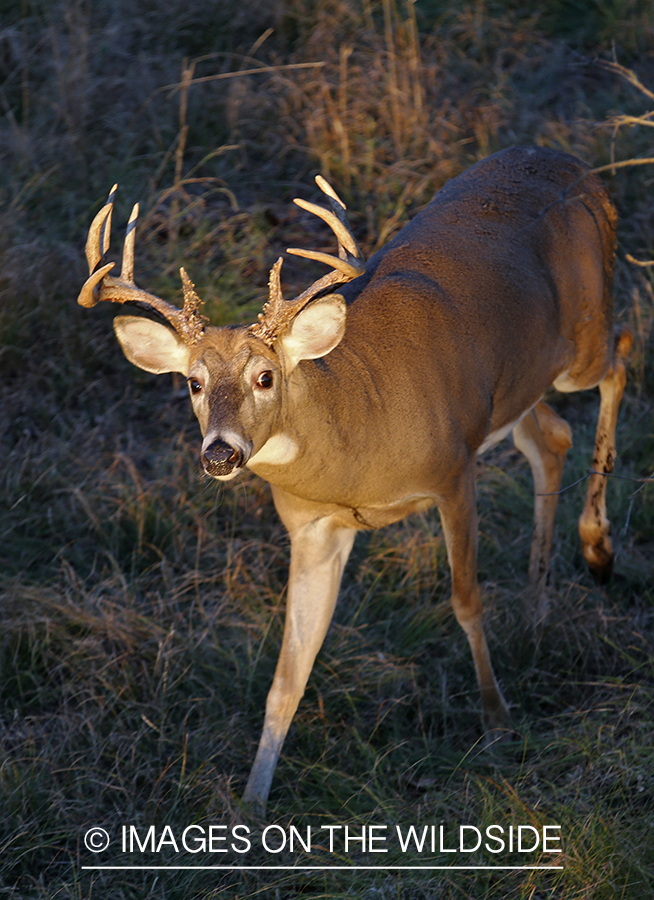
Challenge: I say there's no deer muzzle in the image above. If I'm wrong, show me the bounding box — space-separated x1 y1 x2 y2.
201 439 248 478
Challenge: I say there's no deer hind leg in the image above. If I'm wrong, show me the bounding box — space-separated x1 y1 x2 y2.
578 328 633 584
512 401 572 626
242 514 356 814
438 467 510 736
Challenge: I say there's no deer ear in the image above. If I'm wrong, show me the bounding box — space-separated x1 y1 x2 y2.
278 293 346 372
113 316 191 375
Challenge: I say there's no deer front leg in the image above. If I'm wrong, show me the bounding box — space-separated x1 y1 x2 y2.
513 401 572 626
438 468 510 736
243 512 356 814
579 328 632 584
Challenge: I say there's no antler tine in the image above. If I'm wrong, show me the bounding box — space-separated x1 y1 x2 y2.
120 202 139 282
268 256 285 308
287 175 365 279
314 174 345 208
84 183 117 274
287 242 362 278
291 199 359 258
78 185 119 308
179 267 208 327
77 186 207 344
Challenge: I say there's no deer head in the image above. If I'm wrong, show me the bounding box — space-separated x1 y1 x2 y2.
78 180 365 478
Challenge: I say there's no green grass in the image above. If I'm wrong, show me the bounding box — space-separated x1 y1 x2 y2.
1 1 654 897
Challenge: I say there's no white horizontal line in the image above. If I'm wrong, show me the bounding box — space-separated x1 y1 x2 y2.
82 865 564 871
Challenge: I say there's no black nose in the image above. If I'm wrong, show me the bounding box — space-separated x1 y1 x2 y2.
201 440 245 477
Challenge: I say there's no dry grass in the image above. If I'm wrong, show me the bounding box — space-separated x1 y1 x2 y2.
1 1 654 898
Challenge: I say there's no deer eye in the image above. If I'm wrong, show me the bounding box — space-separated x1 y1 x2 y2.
188 378 203 395
256 371 274 389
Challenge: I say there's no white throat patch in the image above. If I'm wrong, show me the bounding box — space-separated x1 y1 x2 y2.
249 433 299 468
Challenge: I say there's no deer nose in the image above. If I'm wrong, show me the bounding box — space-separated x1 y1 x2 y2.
201 440 245 477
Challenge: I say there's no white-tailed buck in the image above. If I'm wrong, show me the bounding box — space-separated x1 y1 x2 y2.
79 147 631 813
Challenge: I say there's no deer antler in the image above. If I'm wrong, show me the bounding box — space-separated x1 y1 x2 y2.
77 186 208 345
287 176 365 278
248 257 313 346
249 177 365 346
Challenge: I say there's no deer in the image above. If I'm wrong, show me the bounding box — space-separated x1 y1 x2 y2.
78 146 632 814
